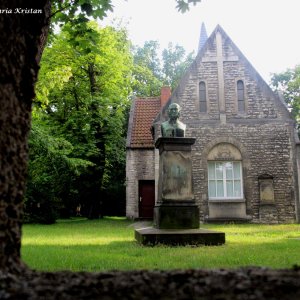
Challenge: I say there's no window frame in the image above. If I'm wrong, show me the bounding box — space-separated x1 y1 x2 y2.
199 80 207 113
237 79 245 113
208 161 244 200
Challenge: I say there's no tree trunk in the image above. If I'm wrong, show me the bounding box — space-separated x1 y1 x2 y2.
85 63 106 219
0 0 50 273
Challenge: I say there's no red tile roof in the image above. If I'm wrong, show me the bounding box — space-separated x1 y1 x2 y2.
130 97 161 148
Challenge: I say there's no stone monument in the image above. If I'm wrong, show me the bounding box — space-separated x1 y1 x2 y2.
135 104 225 246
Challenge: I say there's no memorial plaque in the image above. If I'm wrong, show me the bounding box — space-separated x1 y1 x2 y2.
259 178 275 204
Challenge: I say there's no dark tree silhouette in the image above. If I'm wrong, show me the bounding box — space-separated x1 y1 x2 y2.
0 0 50 272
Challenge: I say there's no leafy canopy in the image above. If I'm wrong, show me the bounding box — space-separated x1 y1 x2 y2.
270 65 300 123
27 21 133 221
132 41 195 97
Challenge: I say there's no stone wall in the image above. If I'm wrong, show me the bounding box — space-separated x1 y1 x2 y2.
3 268 300 299
186 122 297 223
175 58 298 223
153 26 299 223
126 148 156 218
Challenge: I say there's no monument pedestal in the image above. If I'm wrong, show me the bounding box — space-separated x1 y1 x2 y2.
154 137 198 229
135 137 225 246
135 227 225 246
154 203 199 229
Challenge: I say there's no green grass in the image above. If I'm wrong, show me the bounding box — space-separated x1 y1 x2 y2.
21 217 300 272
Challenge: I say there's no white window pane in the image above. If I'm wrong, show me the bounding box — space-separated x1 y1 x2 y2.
226 162 233 179
208 181 216 197
208 163 215 179
208 161 243 199
226 181 233 197
234 180 242 197
233 162 241 179
217 181 224 197
216 163 223 179
225 162 233 168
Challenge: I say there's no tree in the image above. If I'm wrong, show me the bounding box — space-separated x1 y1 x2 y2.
25 111 95 223
0 0 50 273
132 41 195 97
162 42 194 90
38 0 114 60
270 65 300 123
131 41 163 97
27 21 133 220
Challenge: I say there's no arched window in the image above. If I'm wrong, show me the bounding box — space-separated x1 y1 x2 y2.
199 81 207 112
237 80 245 112
207 143 244 200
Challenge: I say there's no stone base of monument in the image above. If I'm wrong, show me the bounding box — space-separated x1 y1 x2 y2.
134 136 225 246
153 204 199 229
134 203 225 246
135 227 225 246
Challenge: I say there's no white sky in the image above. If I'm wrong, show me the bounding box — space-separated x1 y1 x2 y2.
102 0 300 83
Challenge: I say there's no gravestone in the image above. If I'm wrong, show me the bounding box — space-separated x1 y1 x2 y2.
135 104 225 246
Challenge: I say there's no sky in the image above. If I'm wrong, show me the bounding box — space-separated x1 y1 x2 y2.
102 0 300 83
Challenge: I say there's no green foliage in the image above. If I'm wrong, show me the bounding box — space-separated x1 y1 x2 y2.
25 113 94 224
22 219 300 271
131 41 162 97
132 41 195 97
133 41 162 78
45 0 114 49
175 0 202 13
26 21 132 222
270 65 300 123
162 42 195 90
50 0 113 26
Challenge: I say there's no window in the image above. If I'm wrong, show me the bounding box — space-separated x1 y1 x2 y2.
208 161 243 199
199 81 207 112
237 80 245 112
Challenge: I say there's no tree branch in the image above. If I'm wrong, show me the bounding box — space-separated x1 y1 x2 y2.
50 0 80 19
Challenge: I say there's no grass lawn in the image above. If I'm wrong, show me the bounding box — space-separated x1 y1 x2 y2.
21 217 300 272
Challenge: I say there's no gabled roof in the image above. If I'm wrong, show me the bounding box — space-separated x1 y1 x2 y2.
153 24 291 123
127 97 161 149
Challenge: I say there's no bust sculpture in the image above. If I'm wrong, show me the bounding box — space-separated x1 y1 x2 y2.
161 103 186 137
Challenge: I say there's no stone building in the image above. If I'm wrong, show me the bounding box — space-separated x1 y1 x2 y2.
126 24 300 223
